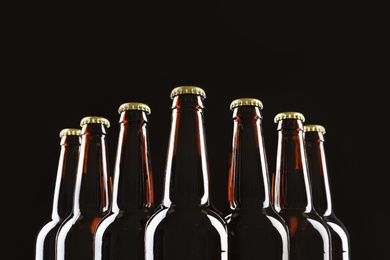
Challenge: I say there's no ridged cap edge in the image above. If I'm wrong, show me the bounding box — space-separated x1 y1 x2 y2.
230 98 263 110
80 116 110 128
59 128 82 138
304 124 326 134
274 112 305 123
118 102 151 115
170 86 206 99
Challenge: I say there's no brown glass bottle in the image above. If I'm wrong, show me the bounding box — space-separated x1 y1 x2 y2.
94 102 155 260
272 112 332 260
56 116 112 260
223 98 290 260
304 124 351 260
35 128 81 260
144 86 229 260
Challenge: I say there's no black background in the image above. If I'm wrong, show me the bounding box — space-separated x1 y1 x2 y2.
4 2 387 259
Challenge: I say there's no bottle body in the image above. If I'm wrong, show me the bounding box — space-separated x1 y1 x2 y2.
56 117 112 260
35 128 81 260
223 98 289 260
273 112 332 260
144 86 229 260
94 103 155 260
304 125 351 260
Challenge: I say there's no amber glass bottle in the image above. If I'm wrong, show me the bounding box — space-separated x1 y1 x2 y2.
94 102 155 260
223 98 290 260
144 86 229 260
304 124 351 260
35 128 81 260
273 112 332 260
56 116 112 260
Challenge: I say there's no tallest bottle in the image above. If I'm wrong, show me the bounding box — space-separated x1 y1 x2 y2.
144 86 229 260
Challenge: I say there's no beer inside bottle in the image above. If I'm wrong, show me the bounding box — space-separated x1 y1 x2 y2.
305 124 351 260
94 102 155 260
272 112 332 260
56 116 112 260
224 98 289 260
144 86 229 260
35 128 81 260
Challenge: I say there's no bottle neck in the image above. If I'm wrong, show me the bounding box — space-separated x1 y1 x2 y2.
274 119 313 212
162 94 210 207
73 124 111 214
305 131 333 216
52 135 80 219
111 110 154 212
228 106 271 209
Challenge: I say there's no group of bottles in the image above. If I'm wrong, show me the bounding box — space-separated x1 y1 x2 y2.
35 85 350 260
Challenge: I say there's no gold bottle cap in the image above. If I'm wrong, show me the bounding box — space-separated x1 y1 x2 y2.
170 86 206 99
59 128 82 138
304 124 326 134
230 98 263 110
274 112 305 123
118 102 151 115
80 116 110 128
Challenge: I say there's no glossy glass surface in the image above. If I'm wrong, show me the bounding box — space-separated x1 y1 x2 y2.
56 122 112 260
35 131 80 260
94 107 155 260
305 128 351 259
273 117 332 260
224 103 289 260
144 89 229 260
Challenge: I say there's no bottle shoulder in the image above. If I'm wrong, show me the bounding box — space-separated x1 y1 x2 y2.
146 204 227 229
323 214 350 233
97 208 155 226
36 218 62 237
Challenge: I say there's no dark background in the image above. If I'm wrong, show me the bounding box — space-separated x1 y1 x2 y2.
4 2 387 259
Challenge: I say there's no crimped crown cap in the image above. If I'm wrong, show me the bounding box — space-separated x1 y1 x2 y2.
304 124 326 134
80 116 110 128
230 98 263 110
170 86 206 99
118 102 151 115
274 112 305 123
59 128 81 138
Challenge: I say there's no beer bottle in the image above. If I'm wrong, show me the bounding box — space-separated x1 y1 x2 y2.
94 102 155 260
304 124 351 260
224 98 290 260
273 112 332 260
56 116 112 260
144 86 229 260
35 128 81 260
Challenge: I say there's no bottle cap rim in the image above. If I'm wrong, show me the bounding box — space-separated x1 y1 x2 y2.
304 124 326 134
274 112 305 123
59 128 82 138
170 86 206 99
118 102 151 114
230 98 263 110
80 116 110 128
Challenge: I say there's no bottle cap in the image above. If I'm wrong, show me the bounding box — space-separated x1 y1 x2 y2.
170 86 206 99
274 112 305 123
118 102 151 115
59 128 82 138
230 98 263 110
80 116 111 128
304 124 326 134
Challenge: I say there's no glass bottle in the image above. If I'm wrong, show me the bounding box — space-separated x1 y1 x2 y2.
304 124 351 260
223 98 290 260
273 112 332 260
35 128 81 260
56 116 112 260
94 102 155 260
144 86 229 260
